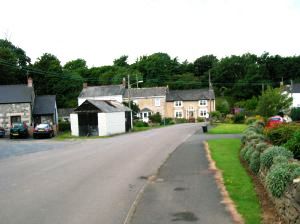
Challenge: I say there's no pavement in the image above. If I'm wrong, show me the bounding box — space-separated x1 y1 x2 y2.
129 132 241 224
0 123 203 224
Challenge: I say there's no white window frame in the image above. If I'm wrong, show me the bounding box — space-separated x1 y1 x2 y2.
199 100 207 106
154 98 161 107
174 101 183 107
174 110 183 118
199 109 207 117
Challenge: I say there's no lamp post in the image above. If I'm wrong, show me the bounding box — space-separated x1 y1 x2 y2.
127 75 143 129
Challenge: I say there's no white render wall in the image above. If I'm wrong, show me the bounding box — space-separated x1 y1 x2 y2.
292 93 300 108
78 95 123 106
98 112 125 136
70 113 79 136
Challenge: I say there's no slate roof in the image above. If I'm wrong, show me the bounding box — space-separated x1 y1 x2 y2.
166 89 215 101
123 87 168 98
78 85 125 98
292 84 300 93
33 95 56 115
74 100 131 113
58 108 75 117
0 85 34 104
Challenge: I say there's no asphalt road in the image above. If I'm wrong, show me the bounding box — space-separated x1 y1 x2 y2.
0 123 201 224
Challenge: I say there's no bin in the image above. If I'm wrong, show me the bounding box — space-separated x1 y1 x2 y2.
202 125 208 133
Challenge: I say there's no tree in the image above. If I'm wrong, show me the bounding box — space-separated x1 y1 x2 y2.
113 55 129 67
194 55 218 77
256 87 292 117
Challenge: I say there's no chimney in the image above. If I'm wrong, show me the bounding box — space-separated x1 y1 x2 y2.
83 82 88 88
122 77 126 87
27 77 33 87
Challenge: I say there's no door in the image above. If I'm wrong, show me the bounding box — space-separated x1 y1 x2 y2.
78 113 98 136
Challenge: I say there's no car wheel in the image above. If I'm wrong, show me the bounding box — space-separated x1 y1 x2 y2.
10 135 13 139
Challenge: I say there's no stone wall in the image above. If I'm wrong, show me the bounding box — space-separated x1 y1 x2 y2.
260 170 300 224
0 103 32 129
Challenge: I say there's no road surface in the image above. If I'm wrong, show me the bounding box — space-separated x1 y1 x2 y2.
0 123 201 224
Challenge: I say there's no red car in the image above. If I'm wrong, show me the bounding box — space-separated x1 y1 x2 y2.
266 116 284 128
33 123 54 138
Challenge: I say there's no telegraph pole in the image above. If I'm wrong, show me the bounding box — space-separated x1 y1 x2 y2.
127 75 133 129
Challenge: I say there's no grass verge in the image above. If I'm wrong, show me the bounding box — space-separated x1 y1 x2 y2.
54 131 107 140
208 123 247 134
208 138 261 224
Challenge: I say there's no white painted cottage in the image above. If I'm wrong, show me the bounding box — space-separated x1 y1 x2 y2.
70 100 131 137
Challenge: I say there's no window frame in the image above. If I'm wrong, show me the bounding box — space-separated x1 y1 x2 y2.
174 110 183 118
199 109 207 117
199 100 207 106
154 98 161 107
174 101 183 107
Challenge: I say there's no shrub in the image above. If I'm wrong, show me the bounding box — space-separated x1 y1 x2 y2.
291 107 300 121
233 113 245 124
256 142 269 153
162 117 174 125
58 120 70 132
291 167 300 180
149 112 162 124
245 117 258 125
260 146 293 169
224 114 234 124
174 118 188 124
197 117 205 122
264 123 300 146
210 111 222 122
272 155 289 165
240 146 250 159
284 130 300 160
245 147 255 163
249 151 261 174
266 163 292 197
134 120 149 127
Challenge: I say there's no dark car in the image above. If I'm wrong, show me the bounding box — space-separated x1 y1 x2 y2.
33 123 54 138
0 127 5 137
10 123 29 139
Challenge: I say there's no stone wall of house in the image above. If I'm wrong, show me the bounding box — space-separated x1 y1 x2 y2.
133 97 166 117
0 103 32 129
260 170 300 223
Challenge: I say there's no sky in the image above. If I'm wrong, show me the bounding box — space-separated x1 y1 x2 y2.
1 0 300 67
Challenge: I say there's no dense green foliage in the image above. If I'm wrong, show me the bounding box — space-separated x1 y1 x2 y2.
265 123 300 146
291 108 300 121
208 139 261 223
284 130 300 159
1 39 300 108
149 112 162 124
260 146 293 169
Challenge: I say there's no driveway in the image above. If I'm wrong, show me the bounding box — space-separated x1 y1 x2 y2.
0 137 76 160
0 123 202 224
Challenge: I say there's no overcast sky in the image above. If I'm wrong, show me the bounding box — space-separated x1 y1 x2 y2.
1 0 300 67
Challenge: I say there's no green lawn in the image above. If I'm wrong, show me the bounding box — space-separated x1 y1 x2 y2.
54 131 107 140
208 123 247 134
208 139 261 224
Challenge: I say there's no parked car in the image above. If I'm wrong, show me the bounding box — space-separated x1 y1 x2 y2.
10 123 29 139
266 116 284 128
33 123 54 138
0 127 5 137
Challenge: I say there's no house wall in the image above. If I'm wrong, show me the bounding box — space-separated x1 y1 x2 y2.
98 112 125 136
124 96 166 117
292 93 300 107
0 103 32 129
70 113 79 136
78 95 123 106
165 100 215 119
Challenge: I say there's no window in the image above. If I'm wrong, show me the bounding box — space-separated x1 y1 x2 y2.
144 112 148 118
199 100 207 106
174 101 183 107
199 109 207 117
175 111 183 118
11 116 21 125
154 98 160 107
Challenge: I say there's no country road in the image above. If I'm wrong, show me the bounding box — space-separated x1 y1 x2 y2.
0 123 202 224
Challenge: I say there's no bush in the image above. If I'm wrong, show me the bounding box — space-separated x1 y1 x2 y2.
224 114 234 124
245 117 258 125
210 111 222 122
291 167 300 180
233 113 245 124
260 146 293 169
266 163 292 197
272 155 289 165
264 123 300 146
162 117 174 125
256 142 269 153
245 147 255 163
134 120 149 127
174 118 188 123
291 107 300 121
249 151 261 174
284 130 300 159
197 117 205 122
149 112 162 124
58 120 70 132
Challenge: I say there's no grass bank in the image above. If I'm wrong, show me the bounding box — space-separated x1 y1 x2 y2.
54 131 107 140
208 123 247 134
208 138 261 224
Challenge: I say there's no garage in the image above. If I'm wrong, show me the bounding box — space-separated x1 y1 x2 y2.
70 100 131 137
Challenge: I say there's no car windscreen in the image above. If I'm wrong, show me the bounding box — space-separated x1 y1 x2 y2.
36 124 49 129
13 124 23 128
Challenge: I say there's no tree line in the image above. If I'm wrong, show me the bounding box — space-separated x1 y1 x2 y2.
1 38 300 108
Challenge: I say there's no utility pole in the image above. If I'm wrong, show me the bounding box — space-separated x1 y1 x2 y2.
127 74 133 129
208 70 212 123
